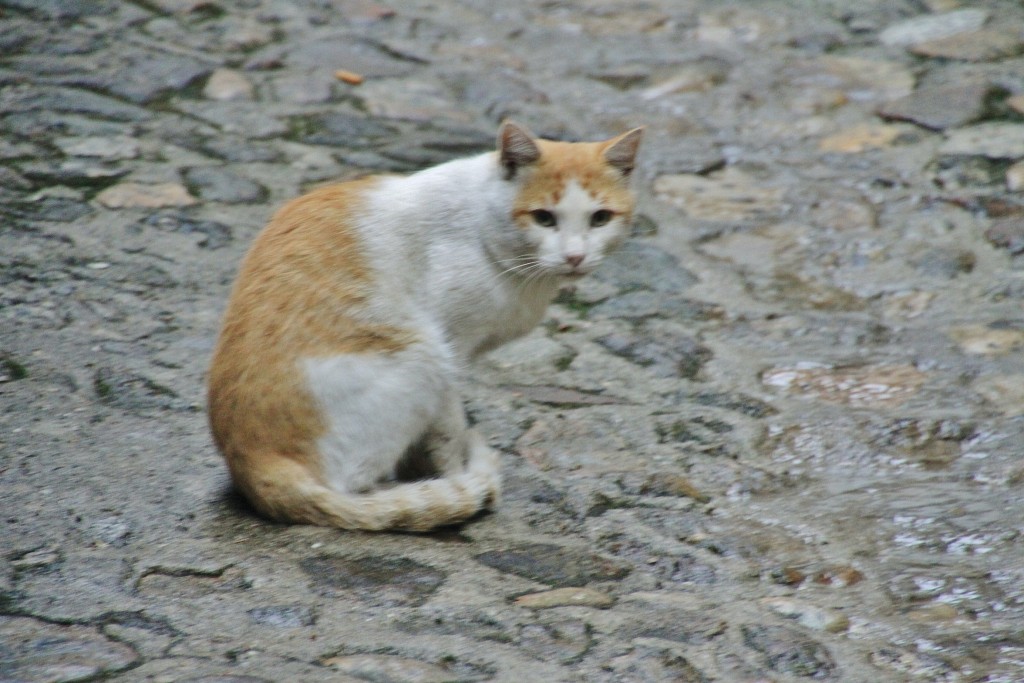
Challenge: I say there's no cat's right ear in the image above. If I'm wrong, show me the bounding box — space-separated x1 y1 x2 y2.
498 121 541 180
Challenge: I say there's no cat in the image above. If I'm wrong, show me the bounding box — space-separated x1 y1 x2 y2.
207 121 643 531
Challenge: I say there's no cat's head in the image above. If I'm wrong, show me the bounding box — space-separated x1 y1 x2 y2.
496 121 644 280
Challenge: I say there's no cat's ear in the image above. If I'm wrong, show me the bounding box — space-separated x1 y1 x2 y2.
603 127 645 177
498 121 541 180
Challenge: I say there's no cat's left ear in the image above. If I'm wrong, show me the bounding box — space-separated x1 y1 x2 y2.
603 127 645 177
498 121 541 180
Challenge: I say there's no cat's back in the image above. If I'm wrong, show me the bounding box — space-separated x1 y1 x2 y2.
210 175 409 382
246 152 495 278
241 175 382 282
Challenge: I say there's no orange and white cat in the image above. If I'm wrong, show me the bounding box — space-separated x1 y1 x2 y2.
207 121 643 531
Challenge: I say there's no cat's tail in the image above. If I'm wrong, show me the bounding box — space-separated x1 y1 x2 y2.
237 435 502 532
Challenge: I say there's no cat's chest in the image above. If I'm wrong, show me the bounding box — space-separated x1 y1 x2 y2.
433 267 558 359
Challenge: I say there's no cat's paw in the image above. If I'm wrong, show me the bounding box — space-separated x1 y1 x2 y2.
466 430 502 508
466 430 499 472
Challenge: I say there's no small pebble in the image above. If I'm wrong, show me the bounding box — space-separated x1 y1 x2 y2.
203 68 255 101
762 597 851 633
95 182 197 209
878 9 989 47
819 124 903 153
11 547 61 570
1006 160 1024 191
514 587 615 609
334 69 365 85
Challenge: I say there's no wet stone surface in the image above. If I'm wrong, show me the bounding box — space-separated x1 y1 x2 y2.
2 0 1024 681
300 555 446 607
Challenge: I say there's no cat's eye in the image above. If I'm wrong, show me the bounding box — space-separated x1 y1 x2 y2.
531 209 557 228
590 209 614 227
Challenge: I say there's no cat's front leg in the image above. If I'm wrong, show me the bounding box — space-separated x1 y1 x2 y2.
423 391 475 475
424 393 501 507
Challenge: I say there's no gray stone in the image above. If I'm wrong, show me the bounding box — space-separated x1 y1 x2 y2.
941 123 1024 159
785 55 915 102
681 390 778 418
266 69 335 105
762 597 851 632
174 101 289 139
176 678 271 683
475 543 630 587
596 327 712 379
587 291 723 322
514 586 615 609
878 9 989 47
18 160 129 188
322 654 485 683
95 182 196 209
83 47 213 104
910 28 1024 61
300 555 445 607
985 218 1024 255
93 366 183 412
655 416 733 445
55 136 140 159
247 605 316 628
593 242 698 295
282 35 417 77
877 82 998 131
2 196 93 223
0 615 139 681
139 211 234 250
10 547 61 572
0 167 31 192
450 71 550 121
932 155 1014 189
288 111 398 147
912 246 976 278
2 112 133 140
184 167 267 204
356 78 472 123
0 0 111 19
1008 160 1024 191
621 608 726 644
603 644 709 683
640 59 731 100
654 168 786 222
199 137 283 164
517 619 592 665
741 624 836 678
203 68 254 101
500 384 623 408
587 66 649 91
647 137 729 176
88 516 133 547
0 84 153 122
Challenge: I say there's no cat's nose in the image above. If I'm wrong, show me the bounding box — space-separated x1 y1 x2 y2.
565 254 585 268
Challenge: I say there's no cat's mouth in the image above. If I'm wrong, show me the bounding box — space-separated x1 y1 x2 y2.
559 268 590 280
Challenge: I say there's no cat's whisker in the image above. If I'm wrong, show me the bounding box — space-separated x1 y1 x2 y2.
497 261 542 279
493 257 539 273
491 255 548 283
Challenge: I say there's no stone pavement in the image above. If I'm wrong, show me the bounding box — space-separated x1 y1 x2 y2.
2 0 1024 681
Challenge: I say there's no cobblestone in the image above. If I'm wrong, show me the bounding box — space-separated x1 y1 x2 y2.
2 0 1024 681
